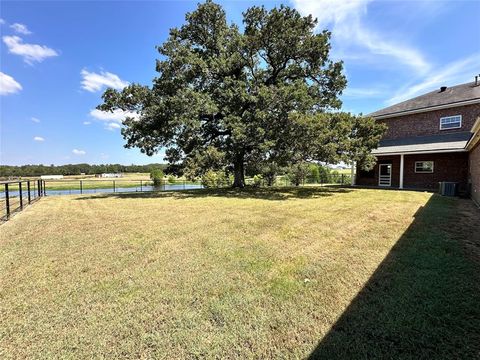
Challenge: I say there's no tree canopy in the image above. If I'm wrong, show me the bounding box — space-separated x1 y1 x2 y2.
98 1 385 187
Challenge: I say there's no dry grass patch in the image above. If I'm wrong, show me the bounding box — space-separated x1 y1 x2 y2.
0 187 478 358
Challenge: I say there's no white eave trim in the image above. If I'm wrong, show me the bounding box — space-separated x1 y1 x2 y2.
372 148 468 156
466 117 480 150
371 98 480 120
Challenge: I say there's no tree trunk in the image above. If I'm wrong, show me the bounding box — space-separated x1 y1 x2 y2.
232 155 245 188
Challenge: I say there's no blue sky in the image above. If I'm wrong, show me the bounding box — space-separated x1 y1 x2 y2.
1 0 479 166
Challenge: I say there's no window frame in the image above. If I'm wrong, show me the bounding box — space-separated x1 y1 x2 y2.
439 115 462 130
415 161 434 174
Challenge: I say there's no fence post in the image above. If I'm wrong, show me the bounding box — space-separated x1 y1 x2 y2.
140 180 143 192
43 180 46 196
341 174 344 185
5 183 10 219
27 181 31 204
37 180 41 197
80 180 83 194
184 179 186 190
19 181 23 209
113 180 116 193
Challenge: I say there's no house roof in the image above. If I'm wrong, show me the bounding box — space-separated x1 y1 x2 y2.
369 81 480 119
372 131 472 155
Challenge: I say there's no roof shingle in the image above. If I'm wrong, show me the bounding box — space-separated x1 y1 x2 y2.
369 81 480 118
372 131 472 155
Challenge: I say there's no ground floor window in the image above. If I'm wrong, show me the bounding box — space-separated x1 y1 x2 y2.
415 161 434 173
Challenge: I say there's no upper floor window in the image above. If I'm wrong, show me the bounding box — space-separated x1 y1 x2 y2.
439 115 462 130
415 161 434 173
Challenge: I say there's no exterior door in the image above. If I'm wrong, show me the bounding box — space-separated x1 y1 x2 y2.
379 164 392 187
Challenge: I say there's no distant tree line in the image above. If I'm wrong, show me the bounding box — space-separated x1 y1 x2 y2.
0 163 166 178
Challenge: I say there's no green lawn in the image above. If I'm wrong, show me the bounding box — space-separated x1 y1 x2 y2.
0 187 478 358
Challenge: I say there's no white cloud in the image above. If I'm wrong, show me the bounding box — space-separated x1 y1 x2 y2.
100 153 109 160
80 69 128 92
0 19 5 25
292 0 430 74
105 122 121 131
10 23 32 35
387 53 480 104
294 0 370 27
2 35 58 64
0 72 22 95
89 108 139 123
31 117 40 123
33 136 45 142
343 87 384 98
72 149 86 155
83 121 91 125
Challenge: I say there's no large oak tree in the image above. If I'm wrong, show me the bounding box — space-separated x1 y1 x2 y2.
98 1 385 187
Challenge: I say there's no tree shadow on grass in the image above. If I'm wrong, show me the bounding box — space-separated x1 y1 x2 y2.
308 195 480 359
73 185 353 202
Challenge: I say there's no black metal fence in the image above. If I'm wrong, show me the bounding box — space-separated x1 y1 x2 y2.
244 173 352 187
41 179 204 196
0 174 352 221
39 174 352 194
1 180 46 221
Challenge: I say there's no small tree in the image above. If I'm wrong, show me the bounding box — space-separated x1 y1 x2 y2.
201 170 229 188
261 162 280 187
307 164 320 183
150 168 164 186
318 165 331 183
287 163 310 186
252 174 263 187
201 170 217 188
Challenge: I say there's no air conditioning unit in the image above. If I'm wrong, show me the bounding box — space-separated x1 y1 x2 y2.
439 182 458 196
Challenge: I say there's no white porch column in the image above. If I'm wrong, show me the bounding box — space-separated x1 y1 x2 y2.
399 154 404 189
351 161 356 186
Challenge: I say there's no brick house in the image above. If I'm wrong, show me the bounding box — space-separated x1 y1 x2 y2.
355 80 480 203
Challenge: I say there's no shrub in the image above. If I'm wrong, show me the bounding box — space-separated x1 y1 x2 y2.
307 164 320 183
201 170 229 188
331 170 341 183
287 163 310 186
201 170 218 188
167 175 176 184
252 174 263 187
216 172 228 187
150 168 164 186
318 165 332 183
261 163 279 186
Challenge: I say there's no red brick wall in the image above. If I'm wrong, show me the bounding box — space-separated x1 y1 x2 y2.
403 153 469 190
379 104 480 139
356 155 400 187
469 142 480 204
356 152 469 191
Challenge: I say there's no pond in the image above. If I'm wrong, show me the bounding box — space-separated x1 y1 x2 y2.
0 183 204 198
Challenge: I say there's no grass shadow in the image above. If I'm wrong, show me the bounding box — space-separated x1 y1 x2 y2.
73 185 353 201
308 195 480 359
